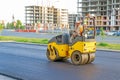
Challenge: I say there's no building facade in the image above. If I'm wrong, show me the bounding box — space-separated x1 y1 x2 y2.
68 14 78 29
77 0 120 31
25 6 68 30
60 9 69 29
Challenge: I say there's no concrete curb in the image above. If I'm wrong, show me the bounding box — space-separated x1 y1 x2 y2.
97 48 120 52
0 41 14 42
13 41 48 46
0 41 120 52
0 41 47 46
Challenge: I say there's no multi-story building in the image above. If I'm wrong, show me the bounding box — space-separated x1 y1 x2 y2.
25 6 68 30
68 14 78 29
60 9 69 29
77 0 120 31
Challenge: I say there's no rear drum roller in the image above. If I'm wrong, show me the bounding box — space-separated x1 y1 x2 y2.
87 53 95 63
46 47 60 61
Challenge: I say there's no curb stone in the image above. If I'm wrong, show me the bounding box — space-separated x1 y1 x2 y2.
0 41 47 46
97 48 120 52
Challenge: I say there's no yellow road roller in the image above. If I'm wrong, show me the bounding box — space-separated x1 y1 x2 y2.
46 17 96 65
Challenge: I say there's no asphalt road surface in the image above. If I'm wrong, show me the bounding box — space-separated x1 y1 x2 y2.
0 42 120 80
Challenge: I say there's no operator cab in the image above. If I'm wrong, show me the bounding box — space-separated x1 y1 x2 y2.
48 33 70 44
83 16 96 41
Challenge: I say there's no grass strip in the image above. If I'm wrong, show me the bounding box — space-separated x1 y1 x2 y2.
97 42 120 50
0 36 120 50
0 36 49 44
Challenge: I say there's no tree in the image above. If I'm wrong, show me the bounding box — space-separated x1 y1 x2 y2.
6 22 10 29
16 20 25 29
100 27 105 40
6 20 25 29
16 20 22 29
20 25 25 30
0 23 3 36
6 22 14 29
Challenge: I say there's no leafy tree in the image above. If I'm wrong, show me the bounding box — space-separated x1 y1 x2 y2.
6 22 14 29
100 27 105 40
16 20 22 29
16 20 25 29
6 20 25 29
0 24 3 30
20 25 25 30
11 22 15 29
6 22 10 29
0 23 3 35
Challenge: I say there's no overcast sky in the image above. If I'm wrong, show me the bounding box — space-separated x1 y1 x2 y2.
0 0 77 23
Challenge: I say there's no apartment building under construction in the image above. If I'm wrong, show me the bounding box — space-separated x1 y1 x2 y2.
77 0 120 31
25 6 68 30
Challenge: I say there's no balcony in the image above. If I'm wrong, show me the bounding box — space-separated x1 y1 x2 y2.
88 9 98 12
89 5 97 7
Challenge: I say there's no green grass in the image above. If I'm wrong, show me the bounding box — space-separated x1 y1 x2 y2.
0 36 120 50
97 42 109 47
97 42 120 50
0 36 49 44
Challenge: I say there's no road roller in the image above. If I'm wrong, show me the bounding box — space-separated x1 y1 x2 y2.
46 17 96 65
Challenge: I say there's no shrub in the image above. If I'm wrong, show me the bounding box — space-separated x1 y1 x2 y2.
98 42 109 47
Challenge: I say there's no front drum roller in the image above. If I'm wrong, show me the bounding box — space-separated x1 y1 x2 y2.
46 47 60 61
71 51 89 65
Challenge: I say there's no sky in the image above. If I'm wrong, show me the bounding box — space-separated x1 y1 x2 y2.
0 0 77 23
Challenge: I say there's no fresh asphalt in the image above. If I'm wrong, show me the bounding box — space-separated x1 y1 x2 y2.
0 42 120 80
